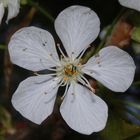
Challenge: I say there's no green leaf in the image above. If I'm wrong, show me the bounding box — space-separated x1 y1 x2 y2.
127 10 140 26
0 105 15 136
100 112 140 140
0 136 5 140
0 44 5 49
122 121 140 139
100 113 122 140
20 0 28 5
131 27 140 43
123 100 140 110
0 106 12 128
133 81 140 86
124 134 140 140
133 137 140 140
132 42 140 54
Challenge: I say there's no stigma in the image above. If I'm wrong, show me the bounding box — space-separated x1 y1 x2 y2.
64 64 78 77
57 57 82 82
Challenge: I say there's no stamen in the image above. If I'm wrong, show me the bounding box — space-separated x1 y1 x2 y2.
57 43 67 59
78 75 95 93
78 47 89 60
34 72 39 76
50 78 64 90
63 76 69 81
56 78 67 88
60 79 68 86
61 83 69 100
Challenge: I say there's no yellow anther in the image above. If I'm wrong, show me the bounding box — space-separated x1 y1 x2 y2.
77 63 81 66
63 76 68 81
64 64 77 76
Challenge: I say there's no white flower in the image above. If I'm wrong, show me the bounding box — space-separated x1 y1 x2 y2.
8 5 136 135
0 0 20 24
118 0 140 11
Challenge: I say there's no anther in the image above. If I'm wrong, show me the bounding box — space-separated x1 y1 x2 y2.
63 76 68 81
57 43 67 58
34 72 39 75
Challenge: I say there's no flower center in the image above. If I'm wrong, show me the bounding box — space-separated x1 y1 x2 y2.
57 57 82 82
64 64 78 77
55 46 94 93
62 62 81 81
53 46 95 95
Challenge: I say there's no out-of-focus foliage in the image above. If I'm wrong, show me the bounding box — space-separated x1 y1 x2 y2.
0 44 5 50
101 115 140 140
20 0 28 5
131 27 140 43
0 106 15 139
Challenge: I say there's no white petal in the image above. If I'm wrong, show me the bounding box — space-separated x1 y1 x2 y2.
8 26 60 71
55 5 100 59
0 3 4 24
6 0 20 23
119 0 140 11
12 75 60 124
83 46 136 92
60 83 108 134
